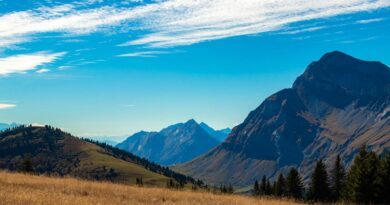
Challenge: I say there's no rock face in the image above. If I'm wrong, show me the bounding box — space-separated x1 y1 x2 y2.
117 120 221 165
175 51 390 186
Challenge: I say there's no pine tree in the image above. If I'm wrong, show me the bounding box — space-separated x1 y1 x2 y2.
266 180 272 195
345 146 380 203
330 155 346 201
260 175 267 195
274 173 286 197
286 168 304 199
253 180 260 196
227 184 234 194
378 153 390 204
272 181 277 196
21 157 34 173
309 160 330 202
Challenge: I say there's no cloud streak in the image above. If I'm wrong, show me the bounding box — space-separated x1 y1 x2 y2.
0 52 65 75
356 18 384 24
0 104 16 109
123 0 390 47
117 51 168 57
0 0 389 49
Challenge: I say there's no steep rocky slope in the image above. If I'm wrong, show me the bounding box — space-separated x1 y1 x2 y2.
175 51 390 186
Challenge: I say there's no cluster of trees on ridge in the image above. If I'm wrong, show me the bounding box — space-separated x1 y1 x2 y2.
0 125 203 186
253 146 390 204
80 138 204 186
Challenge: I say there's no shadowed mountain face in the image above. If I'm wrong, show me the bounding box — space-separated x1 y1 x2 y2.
117 120 222 165
175 51 390 186
199 122 231 142
0 126 196 186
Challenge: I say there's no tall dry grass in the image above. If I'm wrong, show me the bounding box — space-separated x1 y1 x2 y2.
0 171 303 205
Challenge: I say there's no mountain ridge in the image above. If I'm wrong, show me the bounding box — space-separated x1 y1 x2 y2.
0 125 196 186
174 51 390 186
116 120 229 165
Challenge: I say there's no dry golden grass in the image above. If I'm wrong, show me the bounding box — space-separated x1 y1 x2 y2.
0 171 303 205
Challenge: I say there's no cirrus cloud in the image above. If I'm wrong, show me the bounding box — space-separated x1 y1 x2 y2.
0 103 16 109
0 0 389 50
0 52 65 75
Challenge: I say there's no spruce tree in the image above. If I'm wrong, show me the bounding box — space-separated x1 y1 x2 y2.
378 153 390 204
274 173 286 197
286 168 304 199
345 146 380 203
330 155 346 201
253 180 260 196
309 160 330 202
266 180 272 195
227 184 234 194
260 175 267 195
272 181 277 196
22 157 34 173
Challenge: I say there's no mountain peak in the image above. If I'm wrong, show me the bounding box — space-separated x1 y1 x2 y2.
185 119 198 125
177 52 390 186
293 51 390 106
319 50 353 61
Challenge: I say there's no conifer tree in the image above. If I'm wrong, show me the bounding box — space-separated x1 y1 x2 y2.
266 180 272 195
330 155 346 201
272 181 277 196
378 153 390 204
345 146 380 203
286 168 304 199
309 160 330 202
260 175 267 195
274 173 286 197
227 184 234 194
21 157 34 173
253 180 260 196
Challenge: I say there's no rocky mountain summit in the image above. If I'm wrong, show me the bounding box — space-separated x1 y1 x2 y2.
175 51 390 186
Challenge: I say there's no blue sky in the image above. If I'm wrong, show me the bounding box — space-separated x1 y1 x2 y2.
0 0 389 139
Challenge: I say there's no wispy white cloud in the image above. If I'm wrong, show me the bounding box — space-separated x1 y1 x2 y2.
0 52 65 75
117 51 167 57
0 0 388 50
58 65 73 70
122 0 390 47
279 26 326 35
36 68 50 73
0 103 16 109
356 18 384 24
0 37 30 48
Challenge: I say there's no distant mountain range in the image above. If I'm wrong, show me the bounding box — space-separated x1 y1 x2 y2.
0 123 19 131
0 125 195 186
116 120 231 165
174 51 390 186
86 137 120 147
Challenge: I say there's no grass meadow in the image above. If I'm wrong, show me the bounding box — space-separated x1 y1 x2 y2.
0 171 303 205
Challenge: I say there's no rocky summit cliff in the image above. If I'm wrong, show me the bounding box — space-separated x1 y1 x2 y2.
117 120 222 165
174 51 390 186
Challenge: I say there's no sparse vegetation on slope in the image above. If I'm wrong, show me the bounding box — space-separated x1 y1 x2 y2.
0 125 199 187
0 171 302 205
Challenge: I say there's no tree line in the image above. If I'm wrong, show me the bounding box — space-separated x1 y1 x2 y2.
83 138 203 186
253 146 390 204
